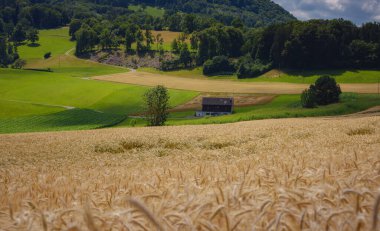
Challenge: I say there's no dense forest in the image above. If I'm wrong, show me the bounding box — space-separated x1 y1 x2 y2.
0 0 294 67
0 0 294 30
195 19 380 77
1 0 380 78
69 18 380 76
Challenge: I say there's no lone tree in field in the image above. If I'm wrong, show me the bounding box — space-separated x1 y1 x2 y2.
301 75 342 108
144 85 170 126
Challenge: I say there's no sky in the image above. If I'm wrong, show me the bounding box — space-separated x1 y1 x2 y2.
272 0 380 25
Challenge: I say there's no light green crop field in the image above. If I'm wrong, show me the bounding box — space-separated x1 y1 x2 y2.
128 5 165 17
166 93 380 125
1 27 198 134
2 27 379 133
117 93 380 127
27 54 128 77
0 68 198 133
139 67 380 84
18 27 126 77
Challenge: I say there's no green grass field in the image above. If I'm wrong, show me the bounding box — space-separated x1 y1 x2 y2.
117 93 380 127
139 67 380 84
166 93 380 125
0 27 198 133
18 28 74 61
128 5 165 17
18 27 127 77
0 69 198 133
1 27 379 133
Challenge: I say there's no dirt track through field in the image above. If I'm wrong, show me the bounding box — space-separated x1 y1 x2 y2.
93 71 380 94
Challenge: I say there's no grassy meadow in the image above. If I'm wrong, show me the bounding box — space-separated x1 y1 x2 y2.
128 4 165 17
18 27 127 77
0 68 197 133
18 28 74 61
1 27 379 133
117 93 380 127
0 28 198 133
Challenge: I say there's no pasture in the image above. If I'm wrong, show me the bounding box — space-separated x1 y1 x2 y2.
18 27 126 77
0 27 197 133
118 93 380 127
18 28 74 62
1 114 379 230
0 69 197 134
128 5 165 17
2 27 379 134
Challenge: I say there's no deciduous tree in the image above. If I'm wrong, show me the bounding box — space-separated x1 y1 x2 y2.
144 85 170 126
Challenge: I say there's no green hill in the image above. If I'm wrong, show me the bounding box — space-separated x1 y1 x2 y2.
0 0 295 29
153 0 296 27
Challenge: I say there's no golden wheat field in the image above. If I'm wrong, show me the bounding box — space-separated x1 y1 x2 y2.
1 115 380 230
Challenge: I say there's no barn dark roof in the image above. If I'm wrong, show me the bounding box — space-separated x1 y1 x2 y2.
202 97 234 106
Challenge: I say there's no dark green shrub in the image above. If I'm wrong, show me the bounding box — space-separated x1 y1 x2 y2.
237 58 272 79
160 59 180 71
11 59 26 69
44 52 51 59
313 76 342 105
301 88 316 108
203 56 235 76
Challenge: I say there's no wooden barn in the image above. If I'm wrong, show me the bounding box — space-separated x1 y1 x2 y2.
196 97 234 117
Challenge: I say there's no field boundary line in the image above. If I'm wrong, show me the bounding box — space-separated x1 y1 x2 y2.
1 99 76 110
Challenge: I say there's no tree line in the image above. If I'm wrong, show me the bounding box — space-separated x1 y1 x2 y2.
58 17 380 77
192 19 380 78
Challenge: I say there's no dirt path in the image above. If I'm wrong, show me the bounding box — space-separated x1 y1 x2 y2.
93 71 380 94
64 47 75 56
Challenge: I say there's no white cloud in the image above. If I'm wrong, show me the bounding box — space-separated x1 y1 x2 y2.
272 0 380 24
324 0 345 11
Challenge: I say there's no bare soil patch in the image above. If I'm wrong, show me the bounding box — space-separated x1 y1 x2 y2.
89 50 176 69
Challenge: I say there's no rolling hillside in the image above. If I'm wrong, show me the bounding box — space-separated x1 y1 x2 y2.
141 0 296 26
0 0 295 28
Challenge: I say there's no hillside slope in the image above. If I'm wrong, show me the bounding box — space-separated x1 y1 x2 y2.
0 0 295 28
151 0 296 26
